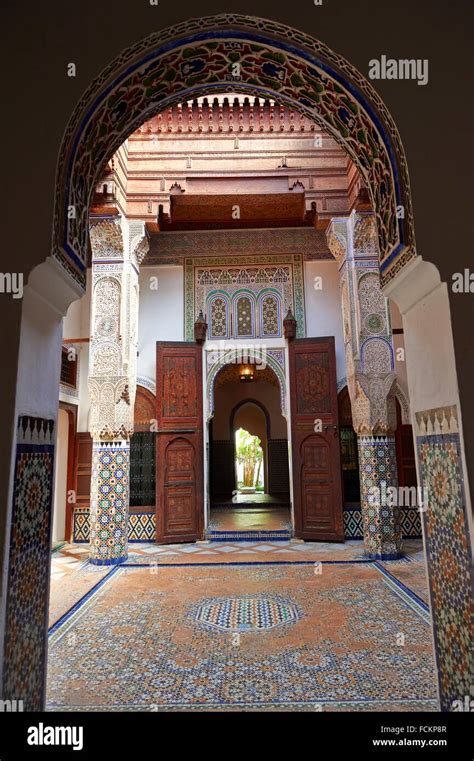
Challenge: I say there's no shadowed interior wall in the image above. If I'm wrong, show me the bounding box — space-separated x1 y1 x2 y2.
52 408 68 543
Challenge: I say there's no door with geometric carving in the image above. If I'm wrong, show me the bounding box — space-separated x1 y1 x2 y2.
156 342 204 543
289 337 344 541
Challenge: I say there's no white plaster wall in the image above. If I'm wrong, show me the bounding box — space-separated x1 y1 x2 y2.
137 266 184 382
69 271 91 433
390 299 409 396
52 408 68 543
388 265 472 538
304 260 346 381
16 288 64 419
62 297 82 340
402 283 459 413
76 346 90 432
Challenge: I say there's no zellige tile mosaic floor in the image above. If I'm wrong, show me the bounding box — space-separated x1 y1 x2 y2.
47 540 437 711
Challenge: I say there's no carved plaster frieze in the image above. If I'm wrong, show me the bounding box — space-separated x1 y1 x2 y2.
129 220 150 266
326 220 348 267
131 235 150 266
88 377 135 441
89 216 124 260
333 212 400 436
352 212 379 255
395 381 411 425
348 374 397 436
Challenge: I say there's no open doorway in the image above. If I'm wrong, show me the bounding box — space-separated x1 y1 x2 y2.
208 364 291 539
234 428 264 494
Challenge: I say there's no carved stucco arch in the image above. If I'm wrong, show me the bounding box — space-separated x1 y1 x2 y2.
207 350 287 421
336 377 412 428
395 380 411 425
52 14 415 293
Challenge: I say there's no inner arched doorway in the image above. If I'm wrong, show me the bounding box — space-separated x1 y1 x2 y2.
208 362 291 539
231 400 270 494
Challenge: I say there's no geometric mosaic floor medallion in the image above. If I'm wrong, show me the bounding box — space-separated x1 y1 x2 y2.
47 541 437 712
195 595 301 632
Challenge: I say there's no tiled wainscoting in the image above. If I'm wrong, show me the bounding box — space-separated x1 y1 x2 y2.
343 505 422 539
73 508 155 543
73 504 422 543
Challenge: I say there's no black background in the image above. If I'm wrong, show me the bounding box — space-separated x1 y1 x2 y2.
0 2 472 748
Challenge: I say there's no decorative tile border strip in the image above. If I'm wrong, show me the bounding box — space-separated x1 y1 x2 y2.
415 417 473 712
123 560 372 567
373 562 431 624
72 507 90 542
129 512 155 542
48 698 439 712
3 416 55 711
48 567 124 646
205 530 293 542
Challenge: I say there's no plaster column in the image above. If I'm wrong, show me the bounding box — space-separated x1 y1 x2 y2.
327 212 402 559
88 213 148 565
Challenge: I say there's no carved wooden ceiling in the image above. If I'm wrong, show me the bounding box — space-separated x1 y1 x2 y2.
161 191 309 231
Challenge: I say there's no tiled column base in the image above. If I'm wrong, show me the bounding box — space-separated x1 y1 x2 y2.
357 435 403 560
89 440 130 565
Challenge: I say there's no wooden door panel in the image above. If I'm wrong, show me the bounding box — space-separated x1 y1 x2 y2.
302 436 330 473
303 488 333 529
301 437 335 534
74 433 92 508
294 352 332 415
165 438 194 481
156 342 204 543
162 356 199 422
164 485 195 535
290 337 344 541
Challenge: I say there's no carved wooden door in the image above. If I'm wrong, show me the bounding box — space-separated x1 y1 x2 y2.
156 342 204 543
289 337 344 541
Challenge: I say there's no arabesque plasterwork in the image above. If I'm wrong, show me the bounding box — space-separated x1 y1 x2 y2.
88 216 148 440
52 15 415 293
327 212 397 436
327 211 402 560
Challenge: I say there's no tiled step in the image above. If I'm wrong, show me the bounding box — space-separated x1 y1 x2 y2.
206 528 293 542
211 503 291 510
